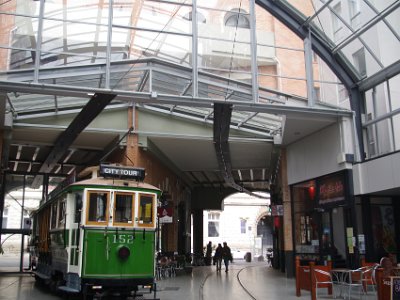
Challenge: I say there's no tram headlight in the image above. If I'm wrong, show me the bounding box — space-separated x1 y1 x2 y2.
117 245 131 260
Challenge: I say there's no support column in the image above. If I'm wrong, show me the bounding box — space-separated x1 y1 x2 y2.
192 209 204 256
281 149 294 277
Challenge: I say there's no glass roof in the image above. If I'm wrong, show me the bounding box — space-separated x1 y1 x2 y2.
282 0 400 79
0 0 398 140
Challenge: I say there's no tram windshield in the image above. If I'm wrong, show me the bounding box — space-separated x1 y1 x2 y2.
114 193 134 224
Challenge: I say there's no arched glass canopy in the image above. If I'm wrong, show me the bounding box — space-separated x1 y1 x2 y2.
0 0 399 176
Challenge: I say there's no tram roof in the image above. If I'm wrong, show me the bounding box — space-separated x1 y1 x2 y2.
70 177 161 193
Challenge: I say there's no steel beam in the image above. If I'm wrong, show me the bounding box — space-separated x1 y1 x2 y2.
30 93 116 188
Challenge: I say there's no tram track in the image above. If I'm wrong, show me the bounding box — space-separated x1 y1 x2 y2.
199 265 259 300
236 266 258 300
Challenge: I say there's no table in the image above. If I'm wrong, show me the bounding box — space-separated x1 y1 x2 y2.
330 268 351 299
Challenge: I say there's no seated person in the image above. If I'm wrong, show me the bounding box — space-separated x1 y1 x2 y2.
380 254 396 277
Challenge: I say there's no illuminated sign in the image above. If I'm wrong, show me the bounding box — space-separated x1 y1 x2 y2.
318 173 345 205
100 164 145 181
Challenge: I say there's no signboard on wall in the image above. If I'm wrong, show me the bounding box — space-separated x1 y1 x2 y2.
318 173 345 206
157 207 173 223
271 205 283 216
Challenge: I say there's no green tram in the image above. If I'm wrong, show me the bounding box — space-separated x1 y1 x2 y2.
30 164 161 299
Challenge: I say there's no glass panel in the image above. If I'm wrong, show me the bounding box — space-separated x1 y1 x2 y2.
40 19 108 62
44 0 109 25
38 51 106 68
370 204 397 257
138 193 154 226
364 118 393 158
87 191 109 223
321 212 331 252
364 82 390 119
74 193 82 223
385 9 400 38
112 0 191 35
198 24 252 68
0 14 38 71
58 199 65 228
0 0 40 17
208 221 219 237
114 193 134 225
240 219 246 234
125 30 191 65
197 0 249 11
283 0 315 18
292 180 319 258
393 114 400 151
389 74 400 110
349 0 361 28
51 202 58 229
110 65 148 91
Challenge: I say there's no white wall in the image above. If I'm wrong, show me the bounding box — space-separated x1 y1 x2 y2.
287 123 349 185
353 151 400 195
202 193 270 257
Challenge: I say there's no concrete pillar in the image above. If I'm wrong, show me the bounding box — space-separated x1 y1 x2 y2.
281 148 295 277
192 209 204 256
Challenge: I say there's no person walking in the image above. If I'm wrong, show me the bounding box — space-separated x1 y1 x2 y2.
221 242 232 272
214 243 223 271
205 241 212 266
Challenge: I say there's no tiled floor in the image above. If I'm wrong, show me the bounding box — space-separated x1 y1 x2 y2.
0 260 378 300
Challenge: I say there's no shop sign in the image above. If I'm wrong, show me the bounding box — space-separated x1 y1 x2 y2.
157 207 173 223
271 205 283 216
318 173 345 206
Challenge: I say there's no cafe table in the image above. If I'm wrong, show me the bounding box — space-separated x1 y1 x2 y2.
330 268 352 299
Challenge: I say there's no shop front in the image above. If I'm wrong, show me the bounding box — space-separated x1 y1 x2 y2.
356 195 399 264
291 170 357 268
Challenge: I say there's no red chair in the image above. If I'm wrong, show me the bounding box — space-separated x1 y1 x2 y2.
310 261 333 300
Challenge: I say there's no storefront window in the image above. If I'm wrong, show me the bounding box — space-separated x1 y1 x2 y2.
370 199 397 258
292 180 320 260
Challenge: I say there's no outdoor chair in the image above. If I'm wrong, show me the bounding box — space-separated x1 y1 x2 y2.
313 269 334 299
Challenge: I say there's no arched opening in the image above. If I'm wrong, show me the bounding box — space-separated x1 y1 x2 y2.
201 191 270 261
257 214 273 260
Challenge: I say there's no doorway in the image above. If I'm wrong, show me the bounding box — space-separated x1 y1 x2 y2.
321 207 347 267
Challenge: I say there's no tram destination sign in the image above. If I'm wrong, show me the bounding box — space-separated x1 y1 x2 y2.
100 164 145 181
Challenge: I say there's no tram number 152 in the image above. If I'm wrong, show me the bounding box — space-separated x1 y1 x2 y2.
113 234 135 244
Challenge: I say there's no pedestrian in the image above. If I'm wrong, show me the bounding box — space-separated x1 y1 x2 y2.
221 242 232 272
206 241 212 265
214 243 223 271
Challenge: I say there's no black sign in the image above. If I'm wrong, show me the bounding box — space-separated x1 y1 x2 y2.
100 164 145 181
318 173 345 206
392 277 400 300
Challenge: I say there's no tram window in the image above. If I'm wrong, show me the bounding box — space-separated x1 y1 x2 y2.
74 193 82 223
138 194 155 227
58 199 66 227
51 202 58 229
114 193 134 225
87 191 109 224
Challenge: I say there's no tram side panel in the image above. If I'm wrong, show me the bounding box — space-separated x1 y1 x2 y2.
82 229 155 282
